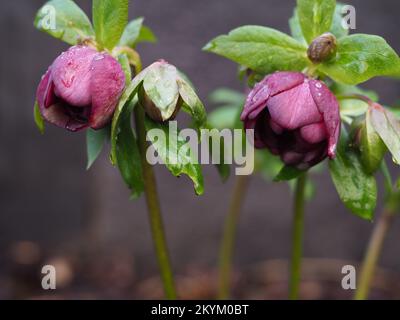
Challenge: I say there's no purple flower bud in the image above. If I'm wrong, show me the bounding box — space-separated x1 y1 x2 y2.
36 46 125 132
241 72 340 170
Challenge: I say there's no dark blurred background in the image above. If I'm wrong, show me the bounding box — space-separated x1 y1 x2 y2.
0 0 399 299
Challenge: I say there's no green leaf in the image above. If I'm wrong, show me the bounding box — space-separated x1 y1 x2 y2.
274 165 305 181
110 68 149 164
289 9 307 45
329 130 377 220
201 122 233 182
215 162 231 182
381 160 393 198
388 107 400 120
119 17 157 48
113 54 143 197
207 88 245 131
331 83 379 101
92 0 128 50
204 25 308 75
136 25 157 45
177 78 207 129
370 105 400 165
289 3 349 45
207 107 240 130
296 0 336 43
177 70 194 88
208 88 245 107
115 100 144 198
118 53 132 86
143 63 180 121
144 117 204 195
360 109 386 174
389 68 400 79
86 127 108 170
203 123 232 182
34 0 94 45
33 101 45 134
320 34 400 85
255 151 284 181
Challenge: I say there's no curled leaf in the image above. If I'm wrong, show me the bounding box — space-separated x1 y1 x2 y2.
34 0 95 45
370 104 400 165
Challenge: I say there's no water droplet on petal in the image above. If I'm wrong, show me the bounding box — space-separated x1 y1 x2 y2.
315 82 322 89
94 55 105 61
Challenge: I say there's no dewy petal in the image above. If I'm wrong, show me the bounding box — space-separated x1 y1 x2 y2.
281 151 304 166
241 72 305 121
267 81 322 130
42 102 89 132
266 72 305 97
300 122 327 144
51 46 98 107
36 67 89 132
309 80 340 158
241 76 270 121
89 53 126 129
37 68 56 110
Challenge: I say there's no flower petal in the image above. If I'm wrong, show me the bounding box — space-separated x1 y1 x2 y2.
309 80 340 158
266 72 305 97
36 68 88 132
281 151 304 166
300 122 327 144
267 81 322 130
270 118 284 134
241 72 305 121
241 77 270 121
39 101 89 132
51 46 97 107
89 53 126 129
37 68 56 110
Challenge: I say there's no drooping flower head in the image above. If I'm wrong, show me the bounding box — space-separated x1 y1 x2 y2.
241 72 340 169
36 45 125 131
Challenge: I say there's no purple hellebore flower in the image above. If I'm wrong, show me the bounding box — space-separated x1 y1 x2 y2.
241 72 340 170
36 45 125 132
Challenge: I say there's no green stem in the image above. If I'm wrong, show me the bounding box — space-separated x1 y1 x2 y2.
134 105 177 300
289 173 307 300
218 175 251 300
336 94 374 106
354 208 395 300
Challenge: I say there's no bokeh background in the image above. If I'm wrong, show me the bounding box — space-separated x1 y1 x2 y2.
0 0 399 299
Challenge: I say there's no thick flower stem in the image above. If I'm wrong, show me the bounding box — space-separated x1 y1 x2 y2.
134 106 177 300
354 208 395 300
218 175 251 300
289 173 307 300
